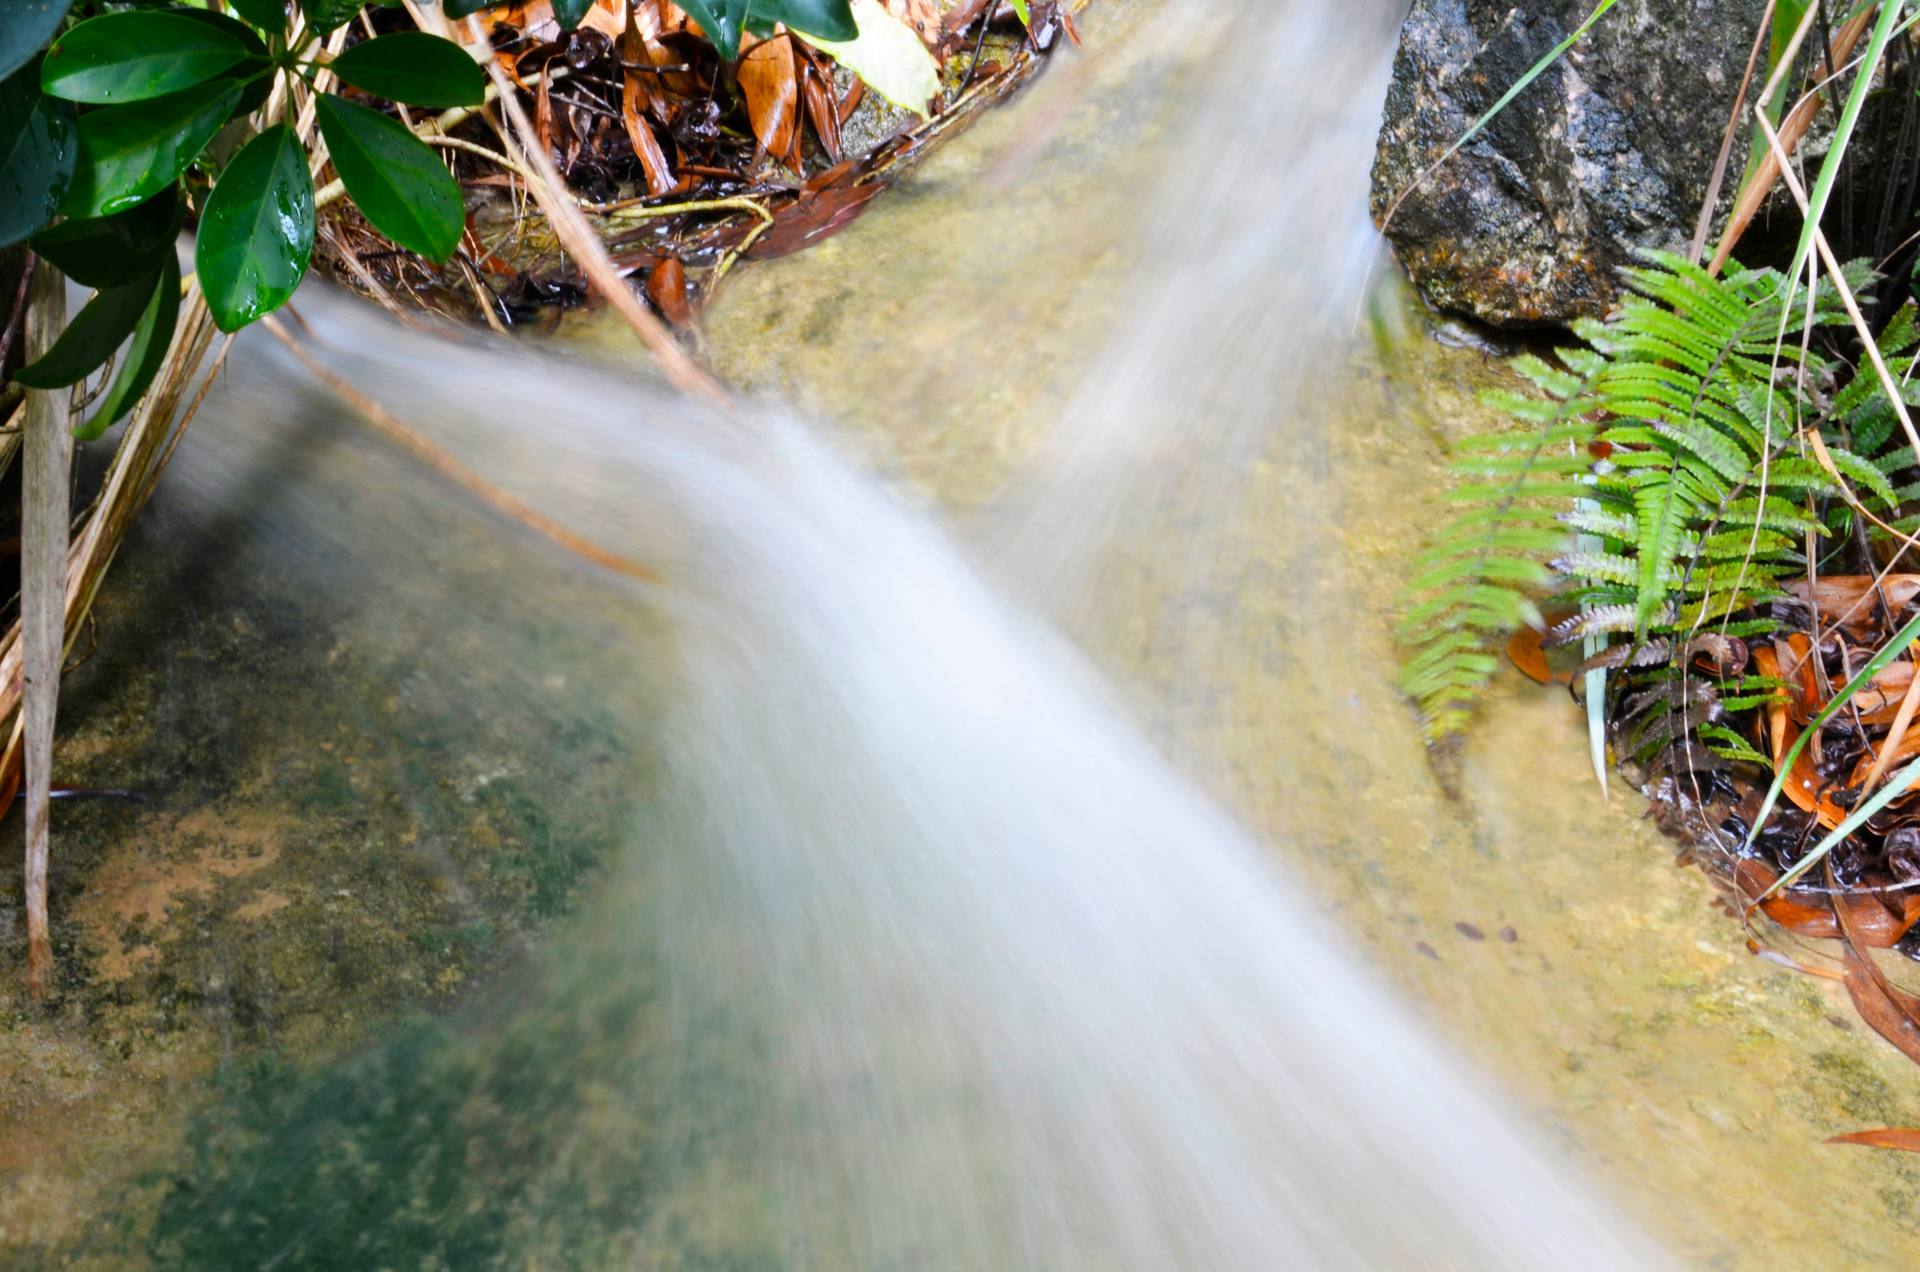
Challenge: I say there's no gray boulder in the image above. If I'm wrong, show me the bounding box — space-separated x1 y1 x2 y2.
1371 0 1768 327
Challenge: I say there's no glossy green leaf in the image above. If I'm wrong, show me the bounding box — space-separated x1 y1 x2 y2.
443 0 510 17
226 0 289 36
170 8 275 119
78 250 180 440
13 266 164 388
329 32 485 108
298 0 365 34
41 12 248 104
0 0 71 84
0 60 76 248
745 0 856 42
194 123 313 332
551 0 592 30
314 93 462 262
1009 0 1029 23
31 184 182 287
60 79 241 217
677 0 748 59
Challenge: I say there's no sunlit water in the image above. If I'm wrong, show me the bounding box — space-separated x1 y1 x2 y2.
9 0 1920 1267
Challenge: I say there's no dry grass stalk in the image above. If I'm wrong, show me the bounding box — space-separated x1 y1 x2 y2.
1690 0 1774 264
1709 3 1873 273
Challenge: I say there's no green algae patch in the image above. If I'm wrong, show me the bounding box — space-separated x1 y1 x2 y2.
140 985 659 1268
0 392 664 1261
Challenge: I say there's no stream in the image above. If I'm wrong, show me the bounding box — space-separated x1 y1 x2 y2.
4 0 1920 1266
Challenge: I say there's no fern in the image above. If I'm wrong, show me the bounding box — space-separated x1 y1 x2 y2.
1398 250 1909 744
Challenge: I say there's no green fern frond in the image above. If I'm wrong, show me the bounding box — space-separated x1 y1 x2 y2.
1389 245 1920 756
1699 722 1770 765
1395 250 1900 746
1823 444 1900 507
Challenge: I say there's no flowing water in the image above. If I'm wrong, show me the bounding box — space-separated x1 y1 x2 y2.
8 0 1920 1266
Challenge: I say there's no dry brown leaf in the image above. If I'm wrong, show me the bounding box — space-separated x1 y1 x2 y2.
1845 892 1920 949
620 56 677 195
1728 860 1920 953
1832 862 1920 1065
451 0 627 56
1849 724 1920 791
799 53 843 163
1861 659 1920 794
1841 943 1920 1064
1734 859 1842 939
1750 647 1849 829
623 85 677 194
1775 632 1821 723
654 0 697 39
748 181 883 259
535 66 561 164
1711 9 1875 272
1836 657 1917 724
627 0 696 102
738 34 800 172
1736 859 1920 947
1783 575 1920 639
884 0 942 50
1773 720 1848 830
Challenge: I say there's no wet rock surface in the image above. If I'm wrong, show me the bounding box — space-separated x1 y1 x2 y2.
0 379 660 1262
1371 0 1767 327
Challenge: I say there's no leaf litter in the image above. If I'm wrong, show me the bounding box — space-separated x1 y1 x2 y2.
315 0 1085 332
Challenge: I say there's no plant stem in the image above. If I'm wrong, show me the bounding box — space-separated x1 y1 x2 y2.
20 259 69 999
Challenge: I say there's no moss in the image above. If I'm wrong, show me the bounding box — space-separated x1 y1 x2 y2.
118 939 794 1268
476 781 610 918
1806 1049 1909 1128
137 989 654 1267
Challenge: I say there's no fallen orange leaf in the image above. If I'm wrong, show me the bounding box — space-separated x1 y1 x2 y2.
645 256 691 327
1828 1128 1920 1152
1505 625 1559 685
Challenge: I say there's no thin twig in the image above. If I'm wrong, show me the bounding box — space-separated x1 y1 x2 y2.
1691 0 1774 264
456 253 512 335
262 314 664 585
0 254 37 372
427 65 570 137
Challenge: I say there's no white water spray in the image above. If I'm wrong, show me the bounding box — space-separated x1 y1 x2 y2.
163 0 1676 1262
